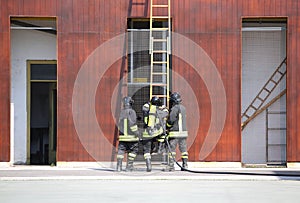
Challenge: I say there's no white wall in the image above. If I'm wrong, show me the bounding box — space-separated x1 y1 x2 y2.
11 29 56 164
242 30 286 164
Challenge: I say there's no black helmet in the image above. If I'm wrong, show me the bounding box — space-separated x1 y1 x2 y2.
170 92 182 104
123 96 134 107
150 96 162 106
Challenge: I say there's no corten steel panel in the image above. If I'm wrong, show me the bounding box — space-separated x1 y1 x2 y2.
0 31 10 162
287 15 300 162
128 0 149 17
1 0 300 163
171 0 242 162
0 0 10 162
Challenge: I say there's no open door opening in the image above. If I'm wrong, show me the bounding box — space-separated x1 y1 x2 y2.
28 61 57 165
10 17 57 165
241 18 287 166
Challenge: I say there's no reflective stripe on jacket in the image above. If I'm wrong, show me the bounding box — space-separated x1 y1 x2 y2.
167 104 188 138
118 107 139 142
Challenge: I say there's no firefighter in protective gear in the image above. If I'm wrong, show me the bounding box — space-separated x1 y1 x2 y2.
166 92 189 171
116 96 140 172
142 96 164 172
156 105 169 166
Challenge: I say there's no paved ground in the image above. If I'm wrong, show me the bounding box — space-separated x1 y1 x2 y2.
1 164 300 180
1 179 300 203
1 165 300 202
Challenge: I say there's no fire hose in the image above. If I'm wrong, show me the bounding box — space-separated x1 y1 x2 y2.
163 135 300 177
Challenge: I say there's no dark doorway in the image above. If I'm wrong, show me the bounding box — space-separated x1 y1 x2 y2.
28 61 57 165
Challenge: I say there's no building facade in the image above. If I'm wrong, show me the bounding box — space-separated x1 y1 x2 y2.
0 0 299 167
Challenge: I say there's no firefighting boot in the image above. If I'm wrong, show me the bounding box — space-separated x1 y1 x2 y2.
125 153 136 172
161 153 168 165
146 158 152 172
116 158 122 172
157 142 164 154
168 158 175 172
125 160 134 172
181 158 188 171
161 153 169 171
166 152 176 172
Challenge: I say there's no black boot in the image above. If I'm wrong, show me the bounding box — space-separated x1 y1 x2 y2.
146 158 152 172
181 158 188 171
116 158 122 172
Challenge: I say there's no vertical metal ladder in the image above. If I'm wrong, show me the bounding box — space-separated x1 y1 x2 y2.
266 108 287 165
149 0 171 107
241 58 287 128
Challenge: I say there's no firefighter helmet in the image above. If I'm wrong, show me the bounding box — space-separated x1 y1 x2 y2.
170 92 182 104
150 96 162 106
122 96 134 107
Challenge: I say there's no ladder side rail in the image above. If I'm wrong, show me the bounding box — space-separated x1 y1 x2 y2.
168 0 171 54
150 41 154 99
149 0 153 54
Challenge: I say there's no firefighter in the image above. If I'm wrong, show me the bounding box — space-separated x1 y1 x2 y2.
116 96 140 172
166 92 189 171
142 96 164 172
156 104 169 166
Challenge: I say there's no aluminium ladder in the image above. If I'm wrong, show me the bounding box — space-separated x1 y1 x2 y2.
149 0 171 107
241 58 287 129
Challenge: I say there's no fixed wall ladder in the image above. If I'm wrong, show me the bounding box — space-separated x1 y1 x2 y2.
241 58 287 128
149 0 171 107
266 108 287 165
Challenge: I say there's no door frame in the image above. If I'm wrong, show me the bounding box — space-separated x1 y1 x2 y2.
26 60 57 164
241 18 287 165
48 83 57 164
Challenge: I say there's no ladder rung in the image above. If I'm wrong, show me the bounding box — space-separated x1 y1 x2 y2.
277 70 285 75
153 61 168 64
153 50 168 53
276 71 285 76
152 95 168 98
263 88 271 93
257 97 264 102
153 39 168 42
152 72 167 75
243 114 250 118
270 79 278 84
152 16 169 19
151 83 167 86
151 28 169 31
152 5 168 8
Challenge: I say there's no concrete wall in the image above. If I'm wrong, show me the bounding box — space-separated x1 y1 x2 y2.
242 30 286 164
10 29 56 164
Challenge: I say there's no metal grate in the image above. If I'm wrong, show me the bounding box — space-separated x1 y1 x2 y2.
127 23 170 107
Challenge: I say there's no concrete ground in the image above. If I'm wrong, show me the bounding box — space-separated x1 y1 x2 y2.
1 164 300 181
1 165 300 203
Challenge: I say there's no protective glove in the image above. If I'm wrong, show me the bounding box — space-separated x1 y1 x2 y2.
134 130 142 141
147 127 154 136
164 133 169 142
